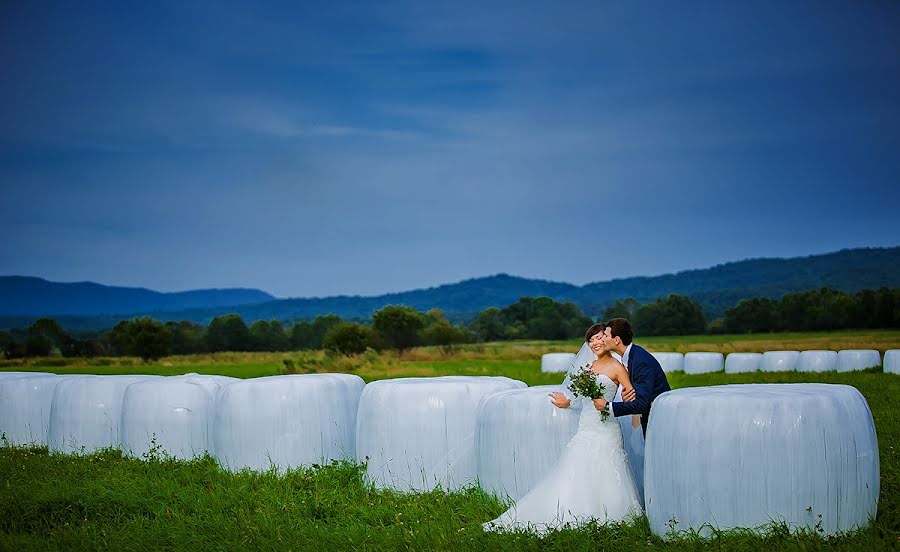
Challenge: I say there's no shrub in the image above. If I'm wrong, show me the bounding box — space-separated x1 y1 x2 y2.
323 323 378 355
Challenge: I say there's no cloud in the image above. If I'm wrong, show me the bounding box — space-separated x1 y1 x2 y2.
1 1 898 297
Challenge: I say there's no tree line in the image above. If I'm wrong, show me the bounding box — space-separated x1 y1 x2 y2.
1 287 897 360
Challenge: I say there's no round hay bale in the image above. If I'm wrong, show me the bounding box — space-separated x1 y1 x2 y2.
761 351 800 372
796 350 838 373
725 353 762 374
645 384 879 538
213 374 365 472
356 376 525 491
837 350 881 372
683 352 723 374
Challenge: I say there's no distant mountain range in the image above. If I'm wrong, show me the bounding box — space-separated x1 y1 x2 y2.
2 246 899 331
0 277 274 316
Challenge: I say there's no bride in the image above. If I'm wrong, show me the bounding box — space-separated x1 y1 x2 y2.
483 323 643 533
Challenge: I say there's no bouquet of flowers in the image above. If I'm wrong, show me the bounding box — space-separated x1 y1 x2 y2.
567 363 610 422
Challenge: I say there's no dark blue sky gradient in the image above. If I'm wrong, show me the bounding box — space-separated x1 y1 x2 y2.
2 1 899 297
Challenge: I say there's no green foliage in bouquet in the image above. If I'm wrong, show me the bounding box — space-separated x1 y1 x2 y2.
567 363 610 421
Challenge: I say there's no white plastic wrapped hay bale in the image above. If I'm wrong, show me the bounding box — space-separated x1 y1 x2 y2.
797 350 838 373
683 352 723 374
48 375 156 454
541 353 576 373
178 373 239 392
213 374 364 472
651 352 684 373
761 351 800 372
121 375 237 460
885 350 900 375
0 374 59 446
645 384 879 538
357 376 526 491
725 353 762 374
837 350 881 372
475 385 580 501
0 371 54 379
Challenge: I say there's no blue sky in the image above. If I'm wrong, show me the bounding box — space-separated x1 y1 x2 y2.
2 1 899 298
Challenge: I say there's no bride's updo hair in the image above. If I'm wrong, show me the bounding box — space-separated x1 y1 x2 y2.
585 323 606 342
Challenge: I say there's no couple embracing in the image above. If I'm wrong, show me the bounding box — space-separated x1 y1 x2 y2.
484 318 671 533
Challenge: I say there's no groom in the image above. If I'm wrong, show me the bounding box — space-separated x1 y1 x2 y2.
593 318 670 436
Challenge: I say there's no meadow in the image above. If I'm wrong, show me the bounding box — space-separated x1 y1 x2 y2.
1 329 899 550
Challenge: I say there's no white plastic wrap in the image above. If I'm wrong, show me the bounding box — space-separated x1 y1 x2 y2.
761 351 800 372
614 385 646 505
683 352 723 374
0 371 54 379
121 375 237 460
837 350 881 372
651 352 684 373
725 353 762 374
0 374 60 446
356 376 526 491
885 350 900 375
645 384 879 537
48 375 156 454
475 385 580 501
213 374 365 472
541 352 577 373
796 350 838 373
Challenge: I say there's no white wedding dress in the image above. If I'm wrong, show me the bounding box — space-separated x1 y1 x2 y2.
483 373 643 533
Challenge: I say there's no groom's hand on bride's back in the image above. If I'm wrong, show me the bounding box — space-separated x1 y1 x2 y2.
549 392 571 408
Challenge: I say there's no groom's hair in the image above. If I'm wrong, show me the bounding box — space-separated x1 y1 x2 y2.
605 318 633 345
585 323 606 342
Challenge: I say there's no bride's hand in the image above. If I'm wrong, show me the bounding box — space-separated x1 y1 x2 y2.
548 392 571 409
622 387 636 402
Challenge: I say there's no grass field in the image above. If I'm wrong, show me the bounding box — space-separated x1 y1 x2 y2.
1 330 899 550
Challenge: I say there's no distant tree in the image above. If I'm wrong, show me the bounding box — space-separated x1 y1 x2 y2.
128 318 172 361
101 318 172 361
25 318 74 357
289 314 344 350
23 333 53 357
166 321 207 355
205 314 251 352
724 297 779 333
372 305 425 353
249 320 289 352
496 297 593 340
602 298 641 322
425 308 449 325
871 287 898 328
424 321 470 353
470 307 506 342
0 330 23 358
322 323 377 355
289 321 315 349
634 294 707 336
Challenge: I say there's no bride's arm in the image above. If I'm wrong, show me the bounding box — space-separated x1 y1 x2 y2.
549 367 578 408
615 363 636 402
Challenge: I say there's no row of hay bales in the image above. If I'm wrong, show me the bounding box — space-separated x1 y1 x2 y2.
542 349 899 374
0 370 882 538
0 372 632 500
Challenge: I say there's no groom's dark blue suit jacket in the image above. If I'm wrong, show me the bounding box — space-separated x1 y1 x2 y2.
610 344 671 436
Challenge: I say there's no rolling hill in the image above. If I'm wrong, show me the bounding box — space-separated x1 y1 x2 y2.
1 246 898 330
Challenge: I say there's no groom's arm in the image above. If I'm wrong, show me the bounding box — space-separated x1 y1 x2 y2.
610 362 656 417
